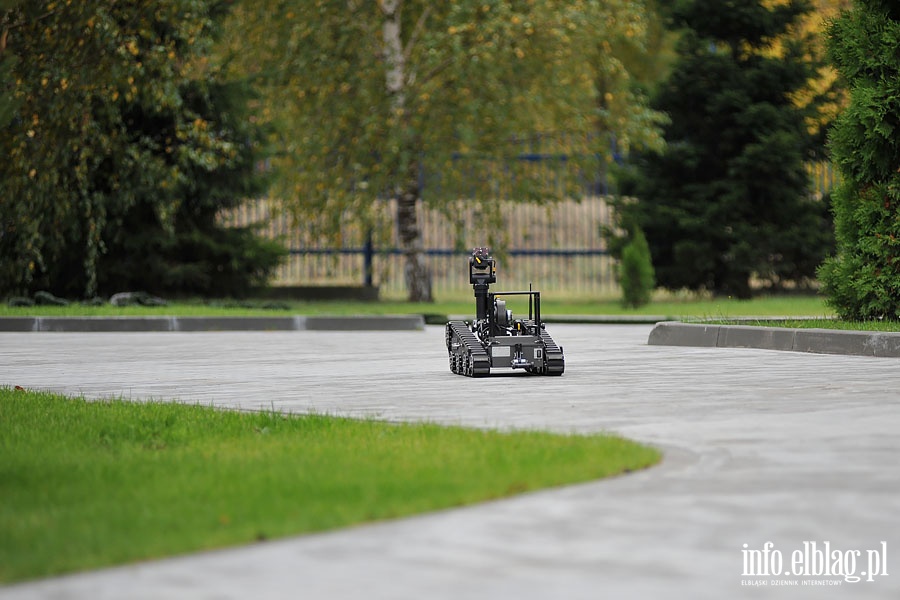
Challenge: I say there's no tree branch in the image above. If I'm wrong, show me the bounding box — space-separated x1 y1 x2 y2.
417 56 454 88
403 6 431 64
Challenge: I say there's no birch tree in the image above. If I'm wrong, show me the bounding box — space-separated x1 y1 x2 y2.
223 0 667 301
378 0 430 299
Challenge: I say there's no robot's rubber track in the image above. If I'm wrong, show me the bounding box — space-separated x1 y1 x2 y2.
446 321 491 377
539 329 565 375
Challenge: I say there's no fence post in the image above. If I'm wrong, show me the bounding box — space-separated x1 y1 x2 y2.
364 231 374 287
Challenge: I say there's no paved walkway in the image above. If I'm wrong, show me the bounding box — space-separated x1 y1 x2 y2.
1 325 898 599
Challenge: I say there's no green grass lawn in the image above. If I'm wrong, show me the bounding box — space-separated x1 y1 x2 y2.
20 290 900 331
0 388 661 583
0 293 833 319
711 318 900 333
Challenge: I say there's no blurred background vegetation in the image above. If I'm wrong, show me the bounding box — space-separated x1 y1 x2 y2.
7 0 896 318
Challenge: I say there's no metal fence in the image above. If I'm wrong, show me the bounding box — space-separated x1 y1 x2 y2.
225 161 839 298
224 194 618 297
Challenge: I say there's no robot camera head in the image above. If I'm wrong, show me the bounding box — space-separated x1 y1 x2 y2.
469 247 496 285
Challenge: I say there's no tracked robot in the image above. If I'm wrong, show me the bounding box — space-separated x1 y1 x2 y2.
445 247 565 377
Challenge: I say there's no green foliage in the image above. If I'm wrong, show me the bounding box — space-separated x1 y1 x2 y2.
0 388 660 581
219 0 668 299
228 0 666 208
93 76 285 298
820 183 900 319
0 0 282 299
619 227 656 308
819 2 900 320
615 0 832 298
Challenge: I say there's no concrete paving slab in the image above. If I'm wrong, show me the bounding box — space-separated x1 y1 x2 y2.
0 325 898 599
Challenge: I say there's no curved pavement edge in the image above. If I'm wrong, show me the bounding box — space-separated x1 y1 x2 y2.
648 320 900 357
0 315 425 332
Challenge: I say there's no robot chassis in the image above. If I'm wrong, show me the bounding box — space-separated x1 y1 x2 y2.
445 248 565 377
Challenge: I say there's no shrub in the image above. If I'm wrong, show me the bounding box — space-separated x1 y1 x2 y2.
819 2 900 319
620 228 656 308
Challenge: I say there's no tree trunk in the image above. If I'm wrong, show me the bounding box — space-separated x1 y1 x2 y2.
380 0 405 106
381 0 432 302
396 181 433 302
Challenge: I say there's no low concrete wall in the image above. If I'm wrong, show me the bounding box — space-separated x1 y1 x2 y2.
252 285 380 301
648 321 900 358
0 315 424 333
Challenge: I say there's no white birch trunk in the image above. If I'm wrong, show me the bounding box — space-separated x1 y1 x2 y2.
380 0 432 302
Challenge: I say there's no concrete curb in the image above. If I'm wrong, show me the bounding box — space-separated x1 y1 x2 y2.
444 314 673 325
0 315 425 333
648 321 900 358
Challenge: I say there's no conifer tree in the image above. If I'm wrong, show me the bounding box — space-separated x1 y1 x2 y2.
819 1 900 319
620 227 655 308
618 0 832 298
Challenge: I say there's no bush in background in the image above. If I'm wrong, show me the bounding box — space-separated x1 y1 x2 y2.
619 227 656 309
818 1 900 319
